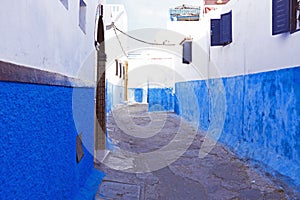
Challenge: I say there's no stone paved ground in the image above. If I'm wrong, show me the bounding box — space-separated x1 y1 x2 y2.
95 104 300 200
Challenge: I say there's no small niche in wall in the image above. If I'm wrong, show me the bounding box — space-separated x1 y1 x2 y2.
79 0 87 34
60 0 68 10
76 133 84 163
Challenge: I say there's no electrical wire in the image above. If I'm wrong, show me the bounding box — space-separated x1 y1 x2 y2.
113 24 176 46
113 25 128 58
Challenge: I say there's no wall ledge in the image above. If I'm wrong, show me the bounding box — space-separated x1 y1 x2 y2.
0 60 95 88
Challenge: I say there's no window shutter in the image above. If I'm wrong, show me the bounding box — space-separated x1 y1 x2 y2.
290 0 299 32
211 19 222 46
182 41 192 64
272 0 290 35
119 63 122 78
220 11 232 45
115 59 118 76
123 66 125 79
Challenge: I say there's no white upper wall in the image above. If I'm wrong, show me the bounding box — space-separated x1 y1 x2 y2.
168 0 300 80
104 4 128 86
127 50 175 89
106 49 175 88
104 4 128 40
0 0 99 79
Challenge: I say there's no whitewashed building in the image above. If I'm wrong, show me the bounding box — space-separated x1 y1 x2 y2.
0 0 106 199
165 0 300 189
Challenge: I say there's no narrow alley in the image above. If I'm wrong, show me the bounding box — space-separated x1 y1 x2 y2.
95 104 299 200
2 0 300 199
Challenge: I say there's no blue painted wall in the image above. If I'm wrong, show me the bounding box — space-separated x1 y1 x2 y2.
106 81 113 114
175 80 209 131
148 88 174 112
106 82 124 114
134 88 143 103
174 66 300 187
0 81 103 199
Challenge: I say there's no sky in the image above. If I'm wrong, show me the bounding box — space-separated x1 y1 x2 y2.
106 0 201 30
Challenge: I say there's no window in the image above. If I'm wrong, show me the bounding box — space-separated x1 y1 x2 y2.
272 0 300 35
79 0 87 33
60 0 68 10
115 59 119 76
211 11 232 46
291 0 300 31
211 19 221 46
123 66 125 80
119 63 122 78
220 12 232 45
182 41 192 64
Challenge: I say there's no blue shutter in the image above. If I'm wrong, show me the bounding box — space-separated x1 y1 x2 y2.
220 11 232 45
183 41 192 64
211 19 222 46
80 0 86 7
272 0 290 35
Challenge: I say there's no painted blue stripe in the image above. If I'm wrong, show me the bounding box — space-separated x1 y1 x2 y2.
174 66 300 188
134 88 143 103
0 81 102 199
106 82 124 114
148 88 174 112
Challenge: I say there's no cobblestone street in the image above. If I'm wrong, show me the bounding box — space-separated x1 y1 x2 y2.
95 104 299 200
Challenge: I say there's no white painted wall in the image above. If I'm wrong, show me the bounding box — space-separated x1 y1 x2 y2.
103 4 128 105
168 0 300 80
127 50 175 89
0 0 99 80
104 4 128 40
104 3 128 87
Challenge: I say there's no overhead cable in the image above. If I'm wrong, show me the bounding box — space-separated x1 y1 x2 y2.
113 24 176 46
113 25 128 58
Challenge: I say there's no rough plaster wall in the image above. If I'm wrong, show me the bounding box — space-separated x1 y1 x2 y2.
106 82 124 114
168 0 300 80
168 0 300 187
175 80 209 130
0 0 98 77
148 88 174 112
0 81 95 199
174 67 300 187
134 88 143 103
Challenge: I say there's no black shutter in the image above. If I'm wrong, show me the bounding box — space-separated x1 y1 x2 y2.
220 11 232 45
115 59 118 76
123 66 125 79
80 0 86 7
211 19 222 46
272 0 290 35
183 41 192 64
119 63 122 78
290 0 299 32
